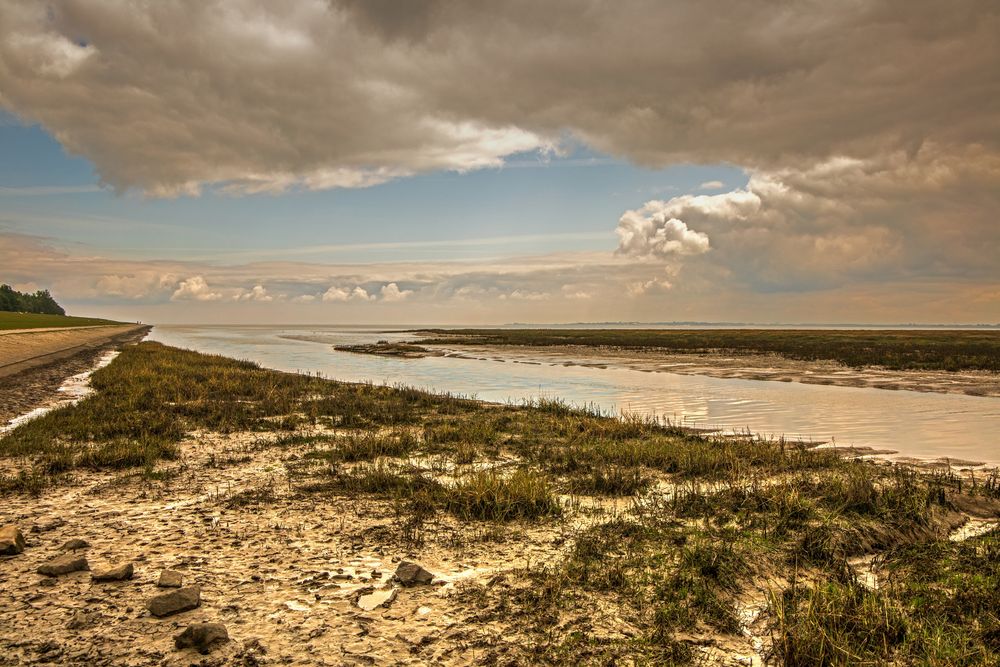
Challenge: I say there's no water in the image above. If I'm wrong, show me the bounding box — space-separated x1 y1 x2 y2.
146 325 1000 467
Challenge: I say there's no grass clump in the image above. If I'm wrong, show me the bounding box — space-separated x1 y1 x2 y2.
308 430 418 462
445 469 561 521
771 579 906 666
565 464 651 496
302 463 560 523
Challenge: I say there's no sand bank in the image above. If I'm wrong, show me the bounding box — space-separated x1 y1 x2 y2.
423 343 1000 398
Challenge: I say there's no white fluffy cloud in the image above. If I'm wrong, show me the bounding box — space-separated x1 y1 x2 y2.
322 285 374 302
380 283 412 302
616 144 1000 291
235 285 272 302
171 276 222 302
616 205 712 259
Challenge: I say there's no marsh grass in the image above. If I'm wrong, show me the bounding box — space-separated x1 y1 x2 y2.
223 478 278 508
307 430 418 462
565 464 651 496
301 461 561 522
445 469 561 521
772 530 1000 666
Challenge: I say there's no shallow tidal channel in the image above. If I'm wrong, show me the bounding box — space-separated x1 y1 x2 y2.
146 325 1000 468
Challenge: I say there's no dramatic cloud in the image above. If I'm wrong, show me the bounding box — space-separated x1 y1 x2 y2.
0 1 996 194
617 144 1000 292
0 2 997 323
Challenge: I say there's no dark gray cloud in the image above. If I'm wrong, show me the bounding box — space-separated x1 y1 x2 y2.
1 1 996 193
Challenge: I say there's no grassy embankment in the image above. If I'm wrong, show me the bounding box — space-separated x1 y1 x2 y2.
1 341 999 664
0 311 123 331
416 328 1000 372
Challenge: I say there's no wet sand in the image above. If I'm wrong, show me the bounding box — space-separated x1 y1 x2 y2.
423 343 1000 398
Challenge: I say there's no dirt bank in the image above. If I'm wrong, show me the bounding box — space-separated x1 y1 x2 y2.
0 325 150 426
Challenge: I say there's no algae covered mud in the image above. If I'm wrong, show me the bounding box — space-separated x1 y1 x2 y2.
1 341 999 666
147 326 1000 467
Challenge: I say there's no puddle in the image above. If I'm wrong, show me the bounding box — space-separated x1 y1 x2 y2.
949 518 999 542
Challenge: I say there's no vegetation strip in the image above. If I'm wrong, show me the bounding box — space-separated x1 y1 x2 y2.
416 328 1000 372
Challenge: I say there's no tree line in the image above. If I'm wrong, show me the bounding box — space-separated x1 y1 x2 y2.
0 284 66 315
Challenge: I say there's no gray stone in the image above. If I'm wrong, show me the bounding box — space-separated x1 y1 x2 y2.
174 623 229 654
37 553 89 576
394 561 434 586
0 525 25 555
60 538 89 551
147 585 201 617
157 569 183 588
91 563 134 582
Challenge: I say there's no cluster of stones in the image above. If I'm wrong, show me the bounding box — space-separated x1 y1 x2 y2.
4 523 442 656
1 523 229 655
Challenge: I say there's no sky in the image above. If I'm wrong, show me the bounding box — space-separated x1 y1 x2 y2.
0 1 998 325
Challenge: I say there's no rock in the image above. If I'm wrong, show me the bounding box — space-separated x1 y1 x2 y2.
157 569 183 588
174 622 229 654
357 587 397 611
394 561 434 586
60 538 90 551
92 563 134 582
37 553 89 576
66 610 100 630
0 525 26 555
31 518 65 533
147 585 201 617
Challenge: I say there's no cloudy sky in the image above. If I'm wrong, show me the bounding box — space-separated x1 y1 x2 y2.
1 1 997 325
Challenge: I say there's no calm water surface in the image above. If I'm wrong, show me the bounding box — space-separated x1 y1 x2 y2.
147 325 1000 467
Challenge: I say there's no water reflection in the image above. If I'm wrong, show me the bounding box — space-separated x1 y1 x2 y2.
147 326 1000 466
